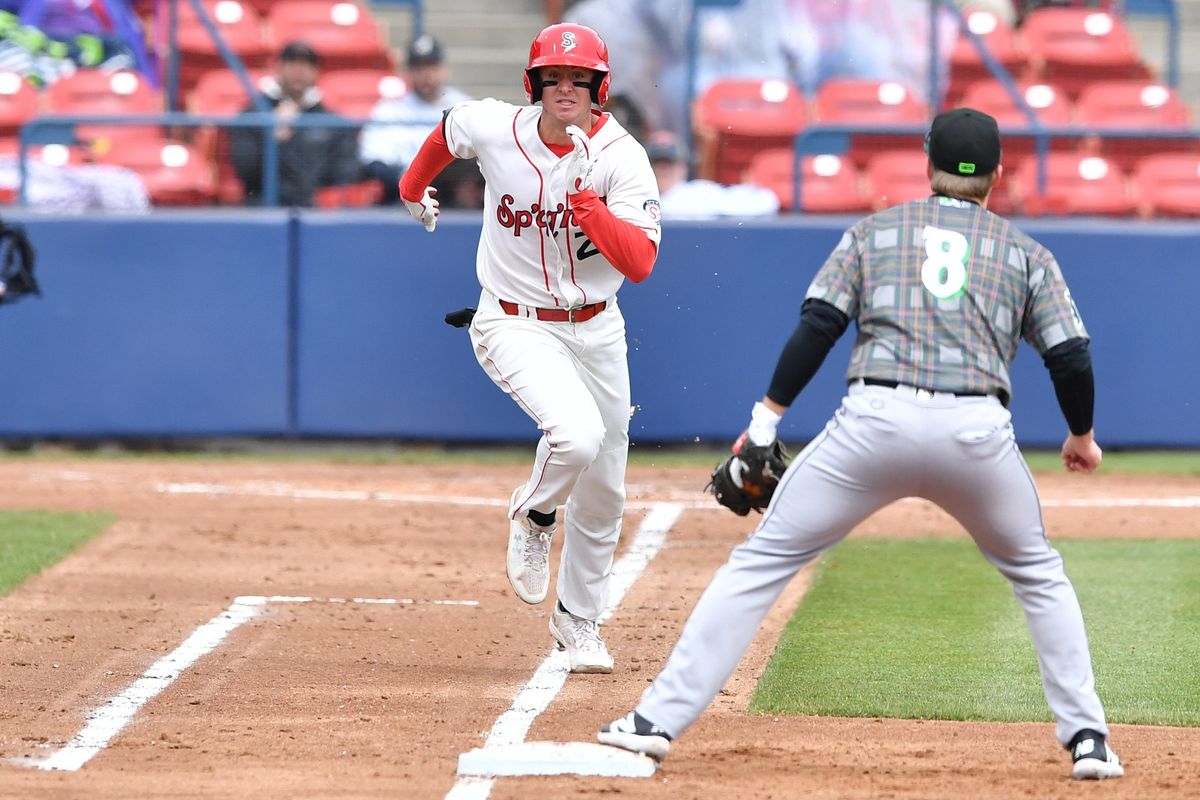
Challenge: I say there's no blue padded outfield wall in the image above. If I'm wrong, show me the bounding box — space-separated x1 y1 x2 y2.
0 209 1196 447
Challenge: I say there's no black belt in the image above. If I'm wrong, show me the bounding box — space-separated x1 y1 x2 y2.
861 377 1003 404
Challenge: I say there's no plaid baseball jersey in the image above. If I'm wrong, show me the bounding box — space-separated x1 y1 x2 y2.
806 195 1089 402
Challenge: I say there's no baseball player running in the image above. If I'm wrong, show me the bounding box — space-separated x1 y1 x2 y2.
598 108 1123 780
399 24 661 673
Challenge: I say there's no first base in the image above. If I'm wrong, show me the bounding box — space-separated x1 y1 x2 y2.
456 741 658 778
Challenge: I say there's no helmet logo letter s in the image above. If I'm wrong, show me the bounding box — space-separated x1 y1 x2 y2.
561 31 577 52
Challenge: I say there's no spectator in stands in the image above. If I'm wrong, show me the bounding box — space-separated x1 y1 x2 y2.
229 40 360 207
0 0 155 87
646 130 780 220
605 92 649 143
360 34 472 204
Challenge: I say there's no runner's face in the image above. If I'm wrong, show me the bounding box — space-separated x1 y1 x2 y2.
539 66 594 129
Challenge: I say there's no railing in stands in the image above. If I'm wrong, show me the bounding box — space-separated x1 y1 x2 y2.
1125 0 1179 89
787 123 1200 213
369 0 424 39
15 114 427 207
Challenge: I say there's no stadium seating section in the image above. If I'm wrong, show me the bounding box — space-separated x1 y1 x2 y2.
0 2 1195 216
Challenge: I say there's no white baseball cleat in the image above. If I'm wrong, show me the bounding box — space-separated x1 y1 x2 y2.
1070 729 1124 780
550 603 614 673
506 486 555 604
598 711 672 760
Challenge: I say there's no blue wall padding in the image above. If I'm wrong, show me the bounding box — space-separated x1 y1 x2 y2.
0 210 1194 447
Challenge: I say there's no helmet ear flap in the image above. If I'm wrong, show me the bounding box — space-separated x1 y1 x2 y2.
524 69 538 103
594 72 610 106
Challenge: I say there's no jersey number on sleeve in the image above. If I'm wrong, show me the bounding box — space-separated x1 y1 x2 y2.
921 225 969 299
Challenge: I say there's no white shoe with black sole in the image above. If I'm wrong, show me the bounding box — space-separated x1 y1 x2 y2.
1070 729 1124 780
598 711 672 760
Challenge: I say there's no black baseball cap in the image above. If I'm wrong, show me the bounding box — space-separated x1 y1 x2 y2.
279 40 319 66
407 34 444 67
925 107 1001 176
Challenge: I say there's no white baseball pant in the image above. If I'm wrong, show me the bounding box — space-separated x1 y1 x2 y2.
469 289 630 620
638 381 1110 746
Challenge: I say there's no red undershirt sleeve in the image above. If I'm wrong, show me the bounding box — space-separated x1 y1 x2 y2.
398 123 456 203
567 188 657 283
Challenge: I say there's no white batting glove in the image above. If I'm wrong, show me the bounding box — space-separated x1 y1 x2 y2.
565 124 595 194
403 186 439 232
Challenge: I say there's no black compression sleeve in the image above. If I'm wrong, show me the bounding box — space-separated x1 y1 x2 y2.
1043 337 1094 436
765 299 851 408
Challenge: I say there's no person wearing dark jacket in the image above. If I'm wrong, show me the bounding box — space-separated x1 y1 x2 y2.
230 40 360 206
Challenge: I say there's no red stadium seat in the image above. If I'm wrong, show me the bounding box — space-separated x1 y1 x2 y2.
0 71 38 138
189 69 270 205
92 137 217 206
189 68 270 116
745 149 868 213
43 69 165 146
265 0 392 70
1020 8 1150 99
1133 153 1200 218
1015 153 1135 216
813 79 929 168
958 80 1076 158
946 10 1029 105
317 69 406 118
863 150 933 210
176 0 270 96
1074 81 1197 170
314 179 383 208
693 77 807 185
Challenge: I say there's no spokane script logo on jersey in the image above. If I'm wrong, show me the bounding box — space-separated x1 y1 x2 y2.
496 195 578 236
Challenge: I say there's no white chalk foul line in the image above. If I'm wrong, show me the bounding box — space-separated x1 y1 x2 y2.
25 594 476 772
155 480 1200 510
445 502 684 799
31 595 265 772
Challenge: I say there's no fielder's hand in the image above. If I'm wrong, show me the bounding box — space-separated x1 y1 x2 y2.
706 436 790 516
403 186 439 232
565 124 595 194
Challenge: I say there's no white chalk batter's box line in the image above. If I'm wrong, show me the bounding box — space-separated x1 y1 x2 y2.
11 500 687 793
13 594 478 773
150 479 1200 509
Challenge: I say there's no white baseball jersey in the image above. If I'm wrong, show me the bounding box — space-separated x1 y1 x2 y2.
444 99 661 309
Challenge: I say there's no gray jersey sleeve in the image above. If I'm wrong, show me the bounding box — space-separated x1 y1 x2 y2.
1021 246 1089 355
804 227 863 319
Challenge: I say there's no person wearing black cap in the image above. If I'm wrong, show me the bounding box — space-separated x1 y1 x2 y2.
598 106 1124 782
229 40 361 206
359 34 472 204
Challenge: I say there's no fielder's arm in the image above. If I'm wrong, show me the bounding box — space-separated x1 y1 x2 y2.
1042 337 1101 473
738 298 850 446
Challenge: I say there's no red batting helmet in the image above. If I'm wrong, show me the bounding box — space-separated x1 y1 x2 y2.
523 23 611 107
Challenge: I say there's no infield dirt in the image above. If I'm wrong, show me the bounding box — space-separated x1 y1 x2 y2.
0 459 1195 799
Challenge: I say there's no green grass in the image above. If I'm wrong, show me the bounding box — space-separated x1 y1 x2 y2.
0 510 116 596
1 442 1198 474
750 537 1200 727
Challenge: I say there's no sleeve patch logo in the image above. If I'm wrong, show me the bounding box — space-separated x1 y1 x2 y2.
643 199 662 223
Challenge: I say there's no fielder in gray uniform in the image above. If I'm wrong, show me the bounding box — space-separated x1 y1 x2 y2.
598 108 1124 780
